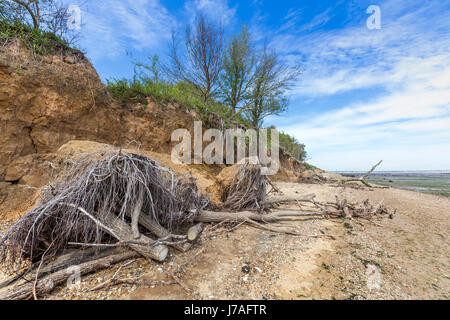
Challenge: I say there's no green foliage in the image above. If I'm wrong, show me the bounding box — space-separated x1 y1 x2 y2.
242 45 300 127
219 25 256 113
107 52 308 162
106 77 249 127
0 19 72 55
304 162 319 171
278 131 308 162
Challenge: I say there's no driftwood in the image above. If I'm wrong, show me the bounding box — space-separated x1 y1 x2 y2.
131 188 144 239
101 212 168 261
0 250 139 300
195 193 393 237
187 223 203 241
0 247 117 291
265 194 316 205
195 210 322 224
343 160 383 187
71 205 168 261
137 213 191 252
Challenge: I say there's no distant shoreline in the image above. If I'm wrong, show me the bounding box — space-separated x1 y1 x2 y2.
335 171 450 198
335 170 450 177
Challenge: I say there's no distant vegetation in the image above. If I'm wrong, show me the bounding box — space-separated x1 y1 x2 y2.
278 131 308 162
304 162 319 171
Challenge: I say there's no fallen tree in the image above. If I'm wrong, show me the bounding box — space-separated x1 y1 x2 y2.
0 250 140 300
195 196 392 236
221 162 267 211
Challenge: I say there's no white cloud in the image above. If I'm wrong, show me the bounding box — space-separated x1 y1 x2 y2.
267 1 450 97
74 0 175 60
270 0 450 170
184 0 237 25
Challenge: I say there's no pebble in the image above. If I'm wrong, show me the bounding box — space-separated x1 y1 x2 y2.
241 265 250 273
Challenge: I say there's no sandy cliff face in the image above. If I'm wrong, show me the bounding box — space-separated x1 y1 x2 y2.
0 40 197 184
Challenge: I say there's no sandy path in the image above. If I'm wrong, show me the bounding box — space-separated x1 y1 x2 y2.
125 182 450 300
275 182 450 299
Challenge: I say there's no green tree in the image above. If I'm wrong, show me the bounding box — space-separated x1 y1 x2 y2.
219 25 256 115
242 46 301 127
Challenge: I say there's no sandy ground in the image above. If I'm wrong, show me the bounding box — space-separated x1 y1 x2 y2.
1 182 449 300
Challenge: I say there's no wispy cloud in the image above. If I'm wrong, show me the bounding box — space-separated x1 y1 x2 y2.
269 0 450 170
272 1 450 96
184 0 237 25
73 0 175 61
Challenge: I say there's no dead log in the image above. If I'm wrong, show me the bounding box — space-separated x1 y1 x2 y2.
131 188 144 239
195 209 323 224
102 213 168 261
187 223 203 241
69 205 168 261
0 250 139 300
137 214 191 252
0 247 117 290
265 194 316 205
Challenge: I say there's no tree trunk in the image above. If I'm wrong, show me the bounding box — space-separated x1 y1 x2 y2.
0 247 116 290
0 250 139 300
137 213 191 252
103 214 168 261
195 209 322 223
187 223 203 241
265 194 316 205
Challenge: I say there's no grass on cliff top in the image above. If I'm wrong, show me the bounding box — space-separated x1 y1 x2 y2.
0 20 75 56
106 77 308 162
106 77 248 127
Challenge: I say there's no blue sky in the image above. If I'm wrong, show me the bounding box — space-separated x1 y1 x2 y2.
65 0 450 171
